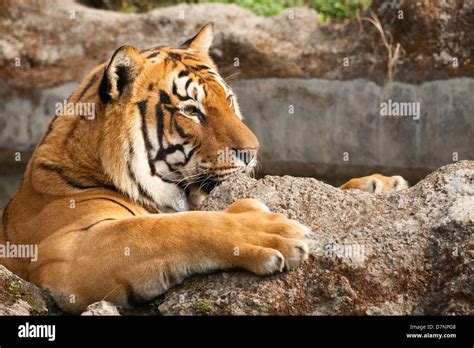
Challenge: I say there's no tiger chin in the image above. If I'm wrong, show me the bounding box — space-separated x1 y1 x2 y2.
0 23 311 314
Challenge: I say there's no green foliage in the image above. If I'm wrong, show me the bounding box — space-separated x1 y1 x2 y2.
5 282 21 302
202 0 304 17
194 299 213 314
80 0 372 19
312 0 372 22
80 0 180 13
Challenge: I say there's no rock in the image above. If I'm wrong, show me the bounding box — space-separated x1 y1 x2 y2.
0 265 54 315
158 161 474 315
0 162 472 315
1 0 473 89
80 301 121 316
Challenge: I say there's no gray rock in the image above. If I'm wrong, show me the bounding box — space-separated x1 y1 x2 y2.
0 162 472 315
80 301 121 316
158 160 474 315
0 265 52 315
1 0 472 89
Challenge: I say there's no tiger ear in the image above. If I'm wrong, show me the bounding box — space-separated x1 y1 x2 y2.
181 22 214 53
99 45 144 103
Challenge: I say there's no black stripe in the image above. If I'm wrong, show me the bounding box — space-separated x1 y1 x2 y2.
181 33 199 48
147 51 160 59
126 146 156 203
178 70 190 77
148 156 156 176
115 65 130 96
37 162 117 192
77 197 136 216
159 90 171 105
183 54 201 61
137 101 158 176
168 146 197 167
185 78 192 90
155 144 184 161
182 146 197 166
76 72 99 102
155 102 164 147
98 67 111 103
174 118 192 139
137 101 152 153
192 65 210 71
168 52 181 62
172 81 192 101
81 218 116 232
38 163 97 190
164 106 178 115
2 199 12 241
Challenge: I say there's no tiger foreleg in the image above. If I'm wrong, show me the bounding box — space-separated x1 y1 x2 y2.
30 198 309 313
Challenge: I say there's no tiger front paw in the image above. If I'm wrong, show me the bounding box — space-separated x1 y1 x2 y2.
223 198 310 275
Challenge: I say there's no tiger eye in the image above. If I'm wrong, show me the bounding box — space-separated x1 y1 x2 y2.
182 105 200 117
227 95 234 108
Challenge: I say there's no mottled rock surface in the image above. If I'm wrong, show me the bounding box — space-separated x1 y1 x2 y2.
158 161 474 315
0 265 54 315
81 301 121 316
1 0 472 89
0 162 472 315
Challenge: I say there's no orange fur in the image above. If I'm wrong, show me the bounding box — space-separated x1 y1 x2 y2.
0 24 309 313
340 173 408 193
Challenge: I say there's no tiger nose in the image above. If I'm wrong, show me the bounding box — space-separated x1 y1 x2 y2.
232 147 258 165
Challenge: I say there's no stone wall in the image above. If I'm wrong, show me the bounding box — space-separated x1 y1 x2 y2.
1 77 473 184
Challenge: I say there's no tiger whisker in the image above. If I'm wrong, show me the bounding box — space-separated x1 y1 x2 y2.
224 72 241 83
161 164 202 181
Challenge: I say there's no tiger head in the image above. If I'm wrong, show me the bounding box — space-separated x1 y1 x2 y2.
66 23 259 212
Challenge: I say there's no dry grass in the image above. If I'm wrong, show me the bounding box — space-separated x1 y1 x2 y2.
361 12 403 101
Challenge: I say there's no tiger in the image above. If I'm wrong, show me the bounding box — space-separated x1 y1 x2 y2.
0 23 310 314
340 173 409 193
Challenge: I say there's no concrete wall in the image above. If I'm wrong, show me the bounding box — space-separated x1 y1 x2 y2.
233 78 474 182
0 82 77 151
1 78 473 184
